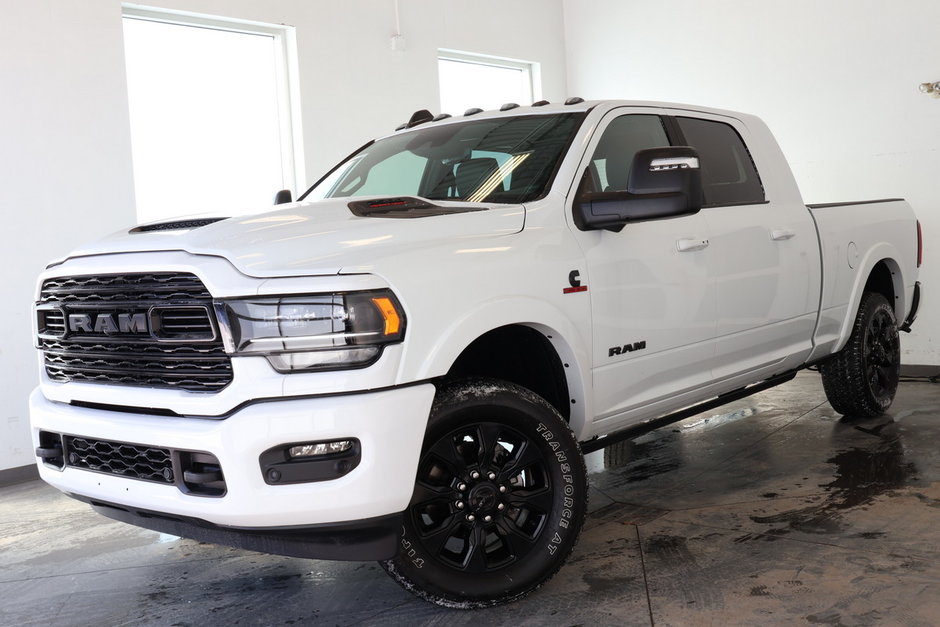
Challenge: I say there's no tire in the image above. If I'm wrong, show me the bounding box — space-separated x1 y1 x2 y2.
381 378 588 608
820 292 900 417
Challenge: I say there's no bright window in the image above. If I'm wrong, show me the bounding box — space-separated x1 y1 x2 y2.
122 8 304 223
438 51 538 116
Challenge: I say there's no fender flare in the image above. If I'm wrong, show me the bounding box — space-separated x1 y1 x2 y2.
407 296 593 439
831 244 906 354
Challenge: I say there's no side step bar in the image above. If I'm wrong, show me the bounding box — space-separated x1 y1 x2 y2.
580 370 797 454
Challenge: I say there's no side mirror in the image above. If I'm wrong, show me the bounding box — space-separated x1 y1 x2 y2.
273 189 293 205
574 146 702 232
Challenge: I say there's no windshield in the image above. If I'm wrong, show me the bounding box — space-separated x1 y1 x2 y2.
302 112 586 204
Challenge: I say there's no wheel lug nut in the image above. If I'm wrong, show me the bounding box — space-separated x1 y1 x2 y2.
471 471 480 479
467 514 475 522
456 501 465 509
484 515 492 522
457 482 467 491
497 503 505 511
487 472 496 480
499 485 507 493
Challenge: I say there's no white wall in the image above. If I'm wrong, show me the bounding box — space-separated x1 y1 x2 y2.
138 0 569 185
0 0 567 472
0 0 137 474
564 0 939 366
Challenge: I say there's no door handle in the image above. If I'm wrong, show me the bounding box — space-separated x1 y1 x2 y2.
771 228 796 241
677 237 709 252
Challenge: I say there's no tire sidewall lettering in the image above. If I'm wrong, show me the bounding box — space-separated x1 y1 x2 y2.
537 421 580 557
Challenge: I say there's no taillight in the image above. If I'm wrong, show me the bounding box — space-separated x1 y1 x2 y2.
917 220 923 268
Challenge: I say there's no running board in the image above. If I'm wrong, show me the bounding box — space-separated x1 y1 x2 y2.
580 370 798 454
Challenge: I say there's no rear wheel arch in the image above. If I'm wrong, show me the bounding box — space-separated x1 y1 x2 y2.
832 255 906 356
863 259 902 317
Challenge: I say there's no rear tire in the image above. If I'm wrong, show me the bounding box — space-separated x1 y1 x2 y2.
381 378 587 608
820 292 900 417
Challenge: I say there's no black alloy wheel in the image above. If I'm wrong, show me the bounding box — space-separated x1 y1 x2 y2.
821 292 901 417
382 379 587 608
864 305 901 400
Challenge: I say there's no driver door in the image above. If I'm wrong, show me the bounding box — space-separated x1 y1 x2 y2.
567 111 717 431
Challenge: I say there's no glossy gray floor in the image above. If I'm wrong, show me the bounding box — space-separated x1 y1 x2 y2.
4 373 940 626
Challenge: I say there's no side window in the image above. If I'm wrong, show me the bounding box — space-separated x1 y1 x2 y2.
675 117 765 206
584 115 669 193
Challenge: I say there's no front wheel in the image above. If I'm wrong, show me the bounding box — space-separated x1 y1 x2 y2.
381 379 587 608
820 292 900 417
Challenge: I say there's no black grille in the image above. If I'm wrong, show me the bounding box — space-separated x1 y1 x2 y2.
40 273 211 304
37 273 232 392
37 307 66 337
65 435 174 484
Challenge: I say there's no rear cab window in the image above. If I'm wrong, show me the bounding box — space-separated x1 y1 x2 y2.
674 117 765 207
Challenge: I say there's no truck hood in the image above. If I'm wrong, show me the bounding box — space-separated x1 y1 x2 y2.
62 198 526 277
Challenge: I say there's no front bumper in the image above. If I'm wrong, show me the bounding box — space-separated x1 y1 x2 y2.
76 495 403 560
30 384 435 531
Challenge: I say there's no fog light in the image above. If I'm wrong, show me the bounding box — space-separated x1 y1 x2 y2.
288 440 354 459
261 438 361 484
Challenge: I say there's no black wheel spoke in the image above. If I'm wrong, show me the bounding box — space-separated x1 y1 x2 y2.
500 439 544 478
411 479 453 508
426 438 471 483
475 422 503 469
421 514 465 554
464 526 488 572
509 485 554 514
497 517 541 547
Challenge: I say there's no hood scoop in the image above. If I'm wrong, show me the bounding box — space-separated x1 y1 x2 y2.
130 217 228 233
347 197 487 219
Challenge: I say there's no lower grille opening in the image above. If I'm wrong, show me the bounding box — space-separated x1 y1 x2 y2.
52 433 226 496
66 435 174 484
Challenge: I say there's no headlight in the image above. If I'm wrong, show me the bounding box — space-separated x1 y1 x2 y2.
218 290 405 372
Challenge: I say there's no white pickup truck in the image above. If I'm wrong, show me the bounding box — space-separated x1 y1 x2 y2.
31 99 921 607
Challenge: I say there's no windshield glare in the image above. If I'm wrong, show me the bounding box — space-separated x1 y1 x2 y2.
304 113 585 204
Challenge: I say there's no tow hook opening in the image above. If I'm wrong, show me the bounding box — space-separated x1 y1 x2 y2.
37 431 65 469
178 451 226 497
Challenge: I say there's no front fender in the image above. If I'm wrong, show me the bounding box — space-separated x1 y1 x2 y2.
402 296 593 440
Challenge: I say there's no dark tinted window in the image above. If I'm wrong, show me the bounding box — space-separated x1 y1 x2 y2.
583 114 669 193
675 117 764 206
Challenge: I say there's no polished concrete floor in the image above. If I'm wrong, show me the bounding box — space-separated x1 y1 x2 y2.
4 373 940 626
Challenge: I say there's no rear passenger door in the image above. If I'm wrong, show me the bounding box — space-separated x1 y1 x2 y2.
673 115 819 379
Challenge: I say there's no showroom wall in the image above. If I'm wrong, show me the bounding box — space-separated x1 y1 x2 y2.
0 1 138 477
0 0 567 474
563 0 940 367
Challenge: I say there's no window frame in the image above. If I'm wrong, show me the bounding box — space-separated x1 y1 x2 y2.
437 49 541 112
668 115 767 209
121 5 306 208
